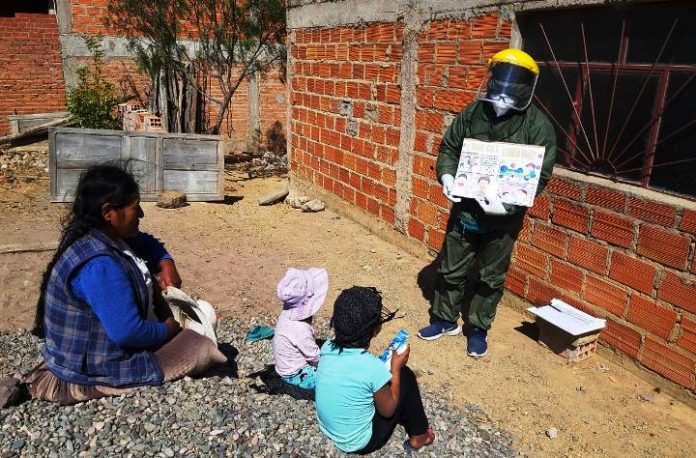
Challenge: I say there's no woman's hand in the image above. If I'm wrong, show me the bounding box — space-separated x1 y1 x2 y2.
164 317 182 339
390 343 410 373
158 259 182 290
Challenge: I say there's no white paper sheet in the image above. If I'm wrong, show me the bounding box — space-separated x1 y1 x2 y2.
527 299 606 336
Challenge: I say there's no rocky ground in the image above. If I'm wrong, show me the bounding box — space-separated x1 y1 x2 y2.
0 317 514 458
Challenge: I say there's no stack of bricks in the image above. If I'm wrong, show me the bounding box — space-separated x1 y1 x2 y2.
508 177 696 391
290 23 404 224
0 13 66 135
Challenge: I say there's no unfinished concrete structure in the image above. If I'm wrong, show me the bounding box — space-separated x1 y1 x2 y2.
286 0 696 397
0 1 287 152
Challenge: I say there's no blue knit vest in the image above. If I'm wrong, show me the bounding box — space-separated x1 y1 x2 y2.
43 229 163 387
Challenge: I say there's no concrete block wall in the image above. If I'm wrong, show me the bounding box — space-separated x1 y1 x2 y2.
0 13 66 135
286 0 696 394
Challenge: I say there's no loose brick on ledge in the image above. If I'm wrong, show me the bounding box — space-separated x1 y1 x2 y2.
677 318 696 354
640 338 695 389
584 275 628 316
658 271 696 314
546 177 583 200
512 243 548 279
531 223 568 258
527 194 550 220
504 266 527 297
567 236 609 274
637 225 690 270
526 277 562 306
552 199 590 233
679 209 696 235
600 319 642 358
608 251 657 295
550 259 583 293
628 197 677 227
626 294 678 340
585 184 627 213
591 210 634 248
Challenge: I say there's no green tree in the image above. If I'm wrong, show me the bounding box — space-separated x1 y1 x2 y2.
66 36 121 130
107 0 286 134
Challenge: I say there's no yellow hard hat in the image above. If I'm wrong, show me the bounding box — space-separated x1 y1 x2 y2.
489 48 539 75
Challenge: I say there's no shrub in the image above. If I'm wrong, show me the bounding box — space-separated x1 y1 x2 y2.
66 36 121 130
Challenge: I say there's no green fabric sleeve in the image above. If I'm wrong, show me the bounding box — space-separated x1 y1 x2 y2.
435 108 470 182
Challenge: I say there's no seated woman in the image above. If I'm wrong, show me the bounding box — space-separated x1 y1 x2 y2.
25 165 226 405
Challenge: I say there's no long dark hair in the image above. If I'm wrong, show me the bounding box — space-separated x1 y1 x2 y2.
32 165 140 337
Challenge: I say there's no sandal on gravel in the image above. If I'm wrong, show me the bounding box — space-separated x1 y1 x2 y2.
402 426 435 454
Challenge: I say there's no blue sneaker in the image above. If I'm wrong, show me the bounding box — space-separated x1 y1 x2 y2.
417 319 461 341
467 327 488 358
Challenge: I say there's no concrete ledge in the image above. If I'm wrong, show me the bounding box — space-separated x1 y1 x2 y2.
287 0 616 29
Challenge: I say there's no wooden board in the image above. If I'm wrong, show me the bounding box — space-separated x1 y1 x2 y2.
49 128 223 202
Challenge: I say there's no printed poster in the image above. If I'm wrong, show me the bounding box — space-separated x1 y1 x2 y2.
450 139 545 207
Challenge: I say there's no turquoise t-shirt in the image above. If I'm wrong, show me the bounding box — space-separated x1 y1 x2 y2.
315 340 392 452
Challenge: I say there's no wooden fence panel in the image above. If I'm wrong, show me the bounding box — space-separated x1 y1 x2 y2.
50 128 223 202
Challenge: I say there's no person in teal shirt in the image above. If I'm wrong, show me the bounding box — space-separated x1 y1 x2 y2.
316 287 435 454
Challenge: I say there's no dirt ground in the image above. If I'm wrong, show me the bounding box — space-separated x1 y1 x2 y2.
1 170 695 457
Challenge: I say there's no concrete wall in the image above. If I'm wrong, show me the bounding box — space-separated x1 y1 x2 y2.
0 13 66 135
286 0 696 396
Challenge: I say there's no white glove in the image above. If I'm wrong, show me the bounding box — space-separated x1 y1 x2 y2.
476 194 508 215
441 174 461 203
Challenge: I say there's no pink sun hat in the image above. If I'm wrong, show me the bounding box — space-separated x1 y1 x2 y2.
276 267 329 321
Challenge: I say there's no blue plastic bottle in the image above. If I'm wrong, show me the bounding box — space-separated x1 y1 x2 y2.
379 329 409 369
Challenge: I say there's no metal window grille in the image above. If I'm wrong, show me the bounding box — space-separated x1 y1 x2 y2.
518 2 696 199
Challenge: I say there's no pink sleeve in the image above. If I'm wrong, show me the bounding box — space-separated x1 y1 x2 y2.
297 330 320 364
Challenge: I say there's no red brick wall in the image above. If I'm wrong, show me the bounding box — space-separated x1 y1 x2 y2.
290 23 403 223
0 13 66 135
509 176 696 390
288 12 696 392
260 71 288 149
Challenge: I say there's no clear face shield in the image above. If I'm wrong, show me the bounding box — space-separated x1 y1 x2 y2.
476 62 539 115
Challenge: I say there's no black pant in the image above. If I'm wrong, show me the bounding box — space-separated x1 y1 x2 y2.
356 366 428 455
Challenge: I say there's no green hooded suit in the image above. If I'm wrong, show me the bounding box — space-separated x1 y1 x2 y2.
432 100 557 330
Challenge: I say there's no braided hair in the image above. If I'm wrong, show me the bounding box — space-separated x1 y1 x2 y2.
32 165 140 338
331 286 385 349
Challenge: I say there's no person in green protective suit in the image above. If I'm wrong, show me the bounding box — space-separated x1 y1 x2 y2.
417 48 557 358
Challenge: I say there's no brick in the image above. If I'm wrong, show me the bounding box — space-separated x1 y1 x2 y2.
470 13 499 39
504 266 527 297
584 275 628 316
637 225 690 270
527 194 550 220
457 42 483 64
550 259 583 293
584 185 627 212
677 318 696 354
567 236 609 274
628 198 677 227
408 218 425 241
427 228 445 250
531 223 568 258
591 210 634 248
608 251 657 294
626 295 678 339
600 319 642 358
433 89 475 112
546 177 583 200
658 271 696 314
680 209 696 235
552 200 590 233
512 243 548 279
640 338 695 389
518 217 532 244
526 277 562 306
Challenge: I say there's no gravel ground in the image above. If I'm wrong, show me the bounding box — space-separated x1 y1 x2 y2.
0 317 515 457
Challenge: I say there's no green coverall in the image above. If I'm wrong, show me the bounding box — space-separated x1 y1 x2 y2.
432 100 557 330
